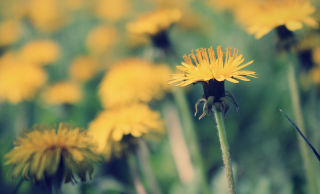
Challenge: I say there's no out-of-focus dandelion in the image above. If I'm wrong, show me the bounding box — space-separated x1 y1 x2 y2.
88 103 164 159
26 0 68 33
0 52 47 104
99 58 171 108
126 8 181 50
18 40 60 65
169 46 257 118
241 0 318 39
5 123 100 185
42 82 82 105
95 0 131 21
69 56 99 83
0 20 23 47
86 25 118 55
169 46 257 194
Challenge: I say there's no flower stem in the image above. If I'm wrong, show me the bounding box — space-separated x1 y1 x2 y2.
128 152 147 194
173 88 211 194
288 63 319 194
214 110 236 194
137 140 162 194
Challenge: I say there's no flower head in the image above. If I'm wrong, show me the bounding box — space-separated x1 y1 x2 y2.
69 56 99 82
5 123 100 183
95 0 131 21
126 8 181 36
169 46 258 118
86 25 118 55
0 52 47 104
88 104 164 159
169 46 257 86
0 19 22 47
243 0 318 39
42 82 82 105
18 40 60 65
99 58 171 108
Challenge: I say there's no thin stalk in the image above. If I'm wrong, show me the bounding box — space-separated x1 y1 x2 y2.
288 64 318 194
214 110 236 194
163 101 195 184
137 140 162 194
128 153 147 194
173 88 211 194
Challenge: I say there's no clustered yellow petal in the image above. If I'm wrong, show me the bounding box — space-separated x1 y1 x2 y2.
95 0 131 21
18 40 60 65
0 52 47 104
88 104 164 159
99 58 171 108
240 0 319 39
69 56 100 82
0 19 22 46
126 8 182 35
169 46 258 87
42 82 82 105
5 123 100 183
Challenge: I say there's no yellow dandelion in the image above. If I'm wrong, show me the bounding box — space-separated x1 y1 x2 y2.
0 19 23 46
26 0 68 33
126 8 182 36
69 56 99 82
312 46 320 65
5 123 100 183
169 46 257 86
243 0 319 39
0 52 47 104
18 40 60 65
88 104 164 159
42 82 82 105
99 58 171 108
95 0 131 21
86 25 118 55
169 46 258 118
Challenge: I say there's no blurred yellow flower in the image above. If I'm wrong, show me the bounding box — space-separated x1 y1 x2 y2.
311 67 320 84
313 46 320 65
99 58 171 108
69 56 99 82
5 123 100 183
26 0 68 33
88 104 164 159
126 8 182 36
0 53 47 104
42 82 82 105
19 40 60 65
169 46 258 87
0 20 23 46
95 0 131 21
243 0 318 39
86 25 118 55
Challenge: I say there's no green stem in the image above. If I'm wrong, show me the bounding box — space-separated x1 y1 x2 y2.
288 64 318 194
214 110 236 194
138 140 162 194
173 88 211 194
128 153 147 194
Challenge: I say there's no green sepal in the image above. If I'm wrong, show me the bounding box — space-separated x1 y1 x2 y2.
225 91 239 112
219 97 230 118
194 98 206 117
206 96 215 116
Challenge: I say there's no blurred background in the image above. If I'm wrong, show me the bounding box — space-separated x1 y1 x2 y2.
0 0 320 193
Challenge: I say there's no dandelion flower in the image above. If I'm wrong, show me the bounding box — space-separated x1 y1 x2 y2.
127 8 181 49
19 40 60 65
69 56 99 82
95 0 131 21
169 46 258 118
0 19 23 46
86 25 118 55
26 0 68 33
0 52 47 104
88 104 164 159
99 58 171 108
243 0 319 39
5 123 100 183
42 82 82 105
